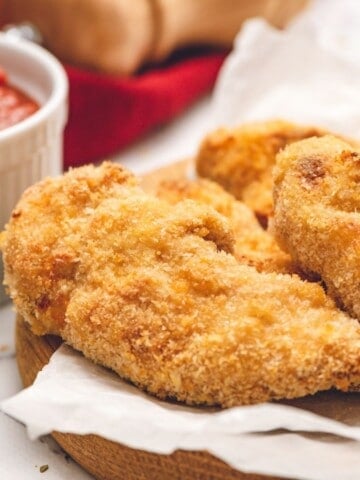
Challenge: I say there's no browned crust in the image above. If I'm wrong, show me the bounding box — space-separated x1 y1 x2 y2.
273 134 360 320
157 177 295 274
196 120 331 221
3 162 360 407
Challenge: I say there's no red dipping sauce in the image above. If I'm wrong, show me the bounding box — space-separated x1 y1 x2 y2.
0 67 39 130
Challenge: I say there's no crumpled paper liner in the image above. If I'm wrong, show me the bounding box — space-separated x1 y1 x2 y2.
2 345 360 480
3 1 360 479
213 0 360 137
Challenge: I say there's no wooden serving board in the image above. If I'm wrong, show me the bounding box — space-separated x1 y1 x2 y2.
15 159 287 480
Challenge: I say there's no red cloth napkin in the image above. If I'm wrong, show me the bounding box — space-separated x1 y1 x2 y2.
64 51 227 169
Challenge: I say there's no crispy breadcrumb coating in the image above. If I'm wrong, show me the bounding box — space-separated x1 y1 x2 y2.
157 177 295 274
196 120 328 222
274 135 360 319
2 162 360 407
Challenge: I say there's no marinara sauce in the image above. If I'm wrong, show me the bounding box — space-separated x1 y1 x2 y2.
0 68 39 130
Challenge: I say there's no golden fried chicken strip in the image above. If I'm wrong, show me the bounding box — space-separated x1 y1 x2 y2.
196 120 328 222
157 177 295 274
274 135 360 320
2 162 360 407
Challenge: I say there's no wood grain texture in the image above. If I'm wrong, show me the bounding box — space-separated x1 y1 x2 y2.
14 159 289 480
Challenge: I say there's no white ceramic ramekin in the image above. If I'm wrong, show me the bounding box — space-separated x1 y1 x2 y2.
0 33 68 303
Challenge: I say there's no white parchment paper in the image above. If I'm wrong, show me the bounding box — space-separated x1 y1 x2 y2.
3 1 360 479
2 345 360 480
213 0 360 137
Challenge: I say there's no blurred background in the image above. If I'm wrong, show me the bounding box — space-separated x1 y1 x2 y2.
0 0 308 169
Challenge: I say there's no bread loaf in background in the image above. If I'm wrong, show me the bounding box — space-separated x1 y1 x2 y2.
3 0 155 75
3 0 308 75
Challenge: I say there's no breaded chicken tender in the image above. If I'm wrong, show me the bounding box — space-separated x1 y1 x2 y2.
196 120 327 223
274 135 360 320
2 162 360 407
157 177 295 274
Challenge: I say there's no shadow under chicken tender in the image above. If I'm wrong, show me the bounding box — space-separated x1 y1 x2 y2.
196 120 328 223
2 162 360 407
157 177 295 274
274 135 360 320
